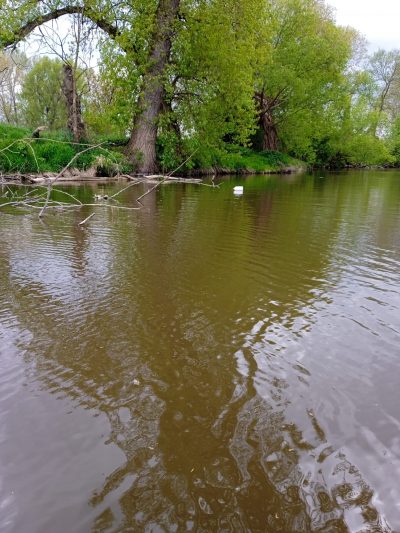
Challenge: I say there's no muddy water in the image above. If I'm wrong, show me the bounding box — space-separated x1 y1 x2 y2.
0 171 400 532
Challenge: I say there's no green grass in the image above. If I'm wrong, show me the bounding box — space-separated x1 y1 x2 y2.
0 123 31 139
187 144 306 173
217 146 304 172
0 124 131 175
0 123 305 175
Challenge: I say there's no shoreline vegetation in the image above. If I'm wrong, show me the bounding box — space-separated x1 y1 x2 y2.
2 2 400 179
1 125 397 185
0 124 306 183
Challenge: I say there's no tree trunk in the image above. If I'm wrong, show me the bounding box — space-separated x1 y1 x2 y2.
126 0 180 174
260 110 279 151
62 64 86 143
255 91 280 152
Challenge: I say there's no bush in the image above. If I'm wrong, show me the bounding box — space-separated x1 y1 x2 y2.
186 143 301 172
345 134 394 166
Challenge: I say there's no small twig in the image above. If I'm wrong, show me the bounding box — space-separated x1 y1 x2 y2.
0 139 20 154
51 187 83 205
81 203 141 210
167 148 198 177
38 142 106 218
0 197 42 208
108 178 147 200
136 177 169 206
25 141 40 172
79 212 95 226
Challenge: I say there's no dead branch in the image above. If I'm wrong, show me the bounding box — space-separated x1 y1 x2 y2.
0 148 219 223
79 212 95 226
38 141 106 217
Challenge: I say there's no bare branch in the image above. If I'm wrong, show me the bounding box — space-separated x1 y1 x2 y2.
38 141 106 217
1 6 123 50
79 212 95 225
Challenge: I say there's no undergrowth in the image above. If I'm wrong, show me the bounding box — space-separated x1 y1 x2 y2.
0 124 131 175
0 124 305 175
212 146 303 172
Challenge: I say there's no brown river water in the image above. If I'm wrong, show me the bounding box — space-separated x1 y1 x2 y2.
1 171 400 532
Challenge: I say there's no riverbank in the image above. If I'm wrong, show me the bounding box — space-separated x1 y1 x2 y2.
0 125 306 181
185 146 306 175
0 162 306 185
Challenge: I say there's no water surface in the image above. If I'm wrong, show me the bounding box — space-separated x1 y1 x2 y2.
1 171 400 532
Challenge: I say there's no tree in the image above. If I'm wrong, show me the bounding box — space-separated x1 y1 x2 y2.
168 0 266 157
254 0 355 158
367 49 400 136
19 57 67 130
0 0 181 171
0 0 265 172
125 0 180 173
0 51 28 125
32 11 101 141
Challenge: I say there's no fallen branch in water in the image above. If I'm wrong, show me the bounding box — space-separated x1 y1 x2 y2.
79 212 96 226
136 176 169 206
38 142 106 218
0 149 219 223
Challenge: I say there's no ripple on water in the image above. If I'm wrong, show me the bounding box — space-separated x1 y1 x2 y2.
1 173 400 531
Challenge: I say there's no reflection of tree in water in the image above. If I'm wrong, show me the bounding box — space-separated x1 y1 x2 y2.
211 375 391 532
1 177 398 531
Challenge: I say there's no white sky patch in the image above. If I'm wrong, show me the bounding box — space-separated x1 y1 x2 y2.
328 0 400 51
20 17 100 70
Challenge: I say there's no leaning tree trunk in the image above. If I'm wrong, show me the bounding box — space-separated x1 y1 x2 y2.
126 0 180 174
62 63 86 143
260 110 279 151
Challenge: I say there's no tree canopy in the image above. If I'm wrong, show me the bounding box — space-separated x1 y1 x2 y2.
19 57 67 130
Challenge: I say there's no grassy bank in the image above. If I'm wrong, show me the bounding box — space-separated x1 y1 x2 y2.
187 145 306 174
0 124 306 176
0 124 129 176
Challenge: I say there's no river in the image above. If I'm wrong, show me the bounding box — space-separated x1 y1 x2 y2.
1 170 399 532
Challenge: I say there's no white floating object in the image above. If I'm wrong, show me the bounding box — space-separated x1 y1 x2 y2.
233 186 243 195
94 194 109 201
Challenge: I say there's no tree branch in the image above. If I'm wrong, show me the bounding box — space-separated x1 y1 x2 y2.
1 5 123 50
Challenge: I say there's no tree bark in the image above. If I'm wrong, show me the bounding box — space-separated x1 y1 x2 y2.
260 110 279 151
126 0 180 174
0 6 121 49
62 64 85 143
255 91 280 152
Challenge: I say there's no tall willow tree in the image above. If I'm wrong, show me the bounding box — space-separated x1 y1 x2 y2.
255 0 355 158
0 0 265 172
168 0 267 153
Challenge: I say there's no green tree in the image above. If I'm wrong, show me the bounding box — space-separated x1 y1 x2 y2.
1 0 184 171
2 0 394 171
254 0 355 159
19 57 67 130
158 0 267 166
0 0 266 172
318 69 395 167
0 51 28 125
367 49 400 136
